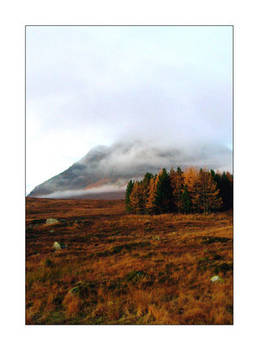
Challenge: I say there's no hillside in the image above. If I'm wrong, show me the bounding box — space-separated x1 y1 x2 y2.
28 141 232 199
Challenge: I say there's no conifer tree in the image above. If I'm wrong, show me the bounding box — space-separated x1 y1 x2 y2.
154 169 173 214
170 167 184 212
129 182 145 214
125 167 229 215
142 173 153 211
224 172 233 210
180 185 192 214
125 180 134 213
146 176 159 214
213 171 233 211
183 167 199 212
193 169 223 214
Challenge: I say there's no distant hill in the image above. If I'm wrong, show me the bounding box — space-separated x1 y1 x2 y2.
28 140 232 199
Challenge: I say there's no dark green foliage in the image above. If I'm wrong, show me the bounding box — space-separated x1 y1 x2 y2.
211 170 233 210
142 172 153 186
180 186 192 214
154 169 173 213
125 180 134 213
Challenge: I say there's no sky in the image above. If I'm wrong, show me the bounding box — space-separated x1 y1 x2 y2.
26 26 232 194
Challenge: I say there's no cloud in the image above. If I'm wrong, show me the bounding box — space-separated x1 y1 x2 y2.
26 26 232 193
80 139 232 176
29 139 232 198
37 183 126 199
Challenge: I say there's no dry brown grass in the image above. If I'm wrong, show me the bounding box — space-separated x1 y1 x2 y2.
26 197 233 325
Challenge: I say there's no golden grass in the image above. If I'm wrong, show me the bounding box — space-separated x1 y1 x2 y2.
26 197 233 325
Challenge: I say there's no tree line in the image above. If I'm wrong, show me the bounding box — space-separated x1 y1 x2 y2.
125 167 233 215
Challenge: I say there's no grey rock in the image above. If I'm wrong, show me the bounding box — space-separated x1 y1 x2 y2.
53 241 66 250
46 218 59 225
210 275 224 283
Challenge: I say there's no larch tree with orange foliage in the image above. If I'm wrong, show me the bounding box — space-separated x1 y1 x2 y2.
170 167 184 212
125 167 230 215
183 167 199 212
146 176 158 214
142 173 153 209
193 169 223 214
129 182 145 214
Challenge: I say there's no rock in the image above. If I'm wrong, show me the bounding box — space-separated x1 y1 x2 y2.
210 275 224 283
53 241 62 250
46 218 59 225
53 241 66 250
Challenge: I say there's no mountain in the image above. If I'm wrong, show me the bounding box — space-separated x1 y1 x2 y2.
28 140 232 199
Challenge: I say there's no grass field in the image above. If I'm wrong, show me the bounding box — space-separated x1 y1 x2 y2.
26 197 233 325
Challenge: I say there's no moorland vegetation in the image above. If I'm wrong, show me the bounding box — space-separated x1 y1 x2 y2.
26 194 233 325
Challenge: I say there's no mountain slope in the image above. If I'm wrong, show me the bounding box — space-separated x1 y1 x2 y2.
28 141 232 199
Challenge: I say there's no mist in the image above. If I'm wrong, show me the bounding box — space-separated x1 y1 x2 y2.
29 137 232 198
38 183 127 199
79 139 232 175
26 26 232 194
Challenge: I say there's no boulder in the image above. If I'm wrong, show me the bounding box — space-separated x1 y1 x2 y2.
46 218 59 225
53 241 66 250
210 275 224 283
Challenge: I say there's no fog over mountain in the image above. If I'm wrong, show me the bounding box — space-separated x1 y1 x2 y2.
26 27 232 195
29 140 232 199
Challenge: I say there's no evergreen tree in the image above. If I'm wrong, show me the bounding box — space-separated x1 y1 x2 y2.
180 185 192 214
125 180 134 213
125 167 230 215
154 169 173 214
211 170 233 210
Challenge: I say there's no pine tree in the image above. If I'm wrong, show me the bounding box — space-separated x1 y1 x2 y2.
180 185 192 213
125 167 229 216
154 169 173 214
210 170 233 211
224 172 233 210
125 180 134 213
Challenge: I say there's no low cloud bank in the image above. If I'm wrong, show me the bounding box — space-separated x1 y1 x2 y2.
80 139 232 175
30 139 232 198
38 183 127 199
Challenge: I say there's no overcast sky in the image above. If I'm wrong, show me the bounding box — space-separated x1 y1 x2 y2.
26 26 232 193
